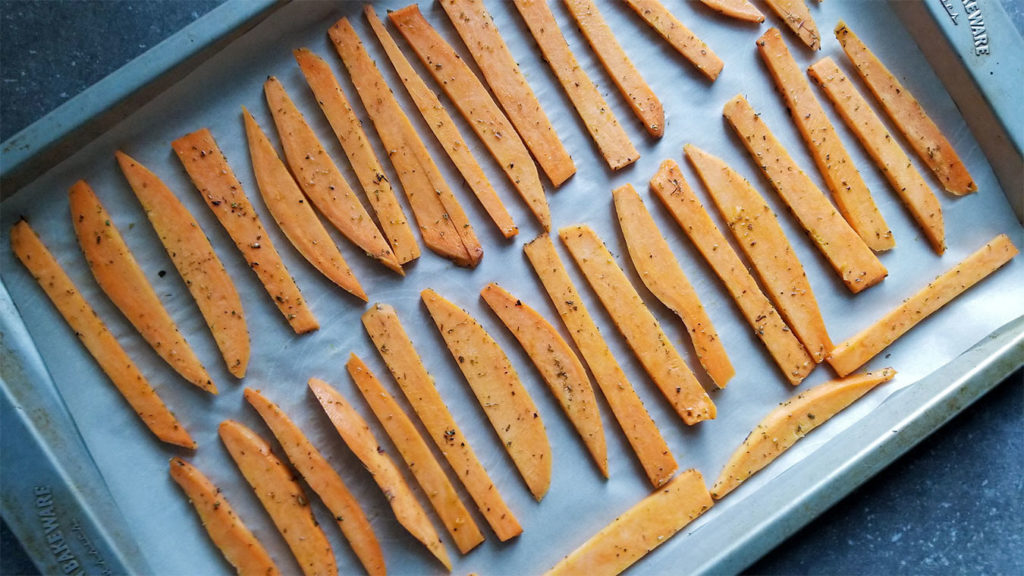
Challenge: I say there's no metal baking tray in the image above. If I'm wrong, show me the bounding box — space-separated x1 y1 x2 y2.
2 1 1021 574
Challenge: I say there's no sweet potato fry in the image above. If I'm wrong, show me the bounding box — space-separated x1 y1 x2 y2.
650 160 815 385
546 470 713 576
116 151 250 378
172 128 319 334
363 7 517 238
69 180 215 393
835 22 975 195
308 378 452 570
11 221 195 448
481 283 608 476
612 184 734 388
828 235 1018 376
524 235 677 487
622 0 723 80
361 304 522 541
242 108 367 301
711 368 896 499
763 0 820 50
560 225 716 424
698 0 764 23
757 28 893 252
293 48 420 264
346 354 484 554
437 0 575 187
564 0 664 137
387 6 551 228
169 458 279 576
329 17 482 267
263 77 401 274
242 389 386 576
218 420 336 576
685 145 832 363
513 0 639 170
809 57 946 254
421 288 552 501
722 95 887 293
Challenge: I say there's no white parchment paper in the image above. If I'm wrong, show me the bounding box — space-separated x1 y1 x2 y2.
2 0 1021 574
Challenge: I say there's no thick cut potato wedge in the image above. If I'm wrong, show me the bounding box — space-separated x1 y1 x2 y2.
361 304 522 540
219 420 336 576
11 221 195 448
169 458 279 576
711 368 896 498
69 180 215 393
622 0 723 80
546 470 713 576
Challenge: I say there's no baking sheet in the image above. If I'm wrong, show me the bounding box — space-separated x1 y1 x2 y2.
1 0 1021 574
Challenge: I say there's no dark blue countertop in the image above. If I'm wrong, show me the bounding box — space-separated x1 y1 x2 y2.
1 2 1021 574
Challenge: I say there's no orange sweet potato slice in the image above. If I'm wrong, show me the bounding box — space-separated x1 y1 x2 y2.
622 0 724 80
361 303 522 541
481 282 608 476
711 368 896 499
438 0 575 187
612 183 734 388
698 0 765 23
421 288 553 501
172 128 319 334
722 95 888 293
757 28 893 252
169 457 279 576
347 354 485 555
650 160 815 385
242 108 367 301
218 420 336 576
513 0 639 170
293 48 420 264
69 180 215 393
309 378 452 570
329 17 482 267
524 235 677 487
243 389 386 576
763 0 820 50
116 151 249 378
828 235 1017 376
11 221 195 448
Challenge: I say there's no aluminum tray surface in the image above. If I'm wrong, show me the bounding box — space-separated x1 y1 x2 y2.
1 1 1022 574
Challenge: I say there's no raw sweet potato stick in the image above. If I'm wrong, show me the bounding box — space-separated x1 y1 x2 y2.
524 236 677 487
329 17 482 267
612 184 733 388
513 0 639 170
560 225 716 424
10 221 195 449
438 0 575 187
698 0 764 23
757 28 893 252
809 57 945 254
363 7 517 238
721 95 887 293
835 22 975 195
622 0 724 80
346 354 485 555
388 5 551 228
292 48 420 264
564 0 664 137
763 0 821 50
361 304 523 541
650 160 815 385
69 180 216 393
242 108 367 301
263 77 402 274
116 151 250 378
172 128 319 334
243 389 386 576
169 458 280 576
685 145 833 363
422 288 553 501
